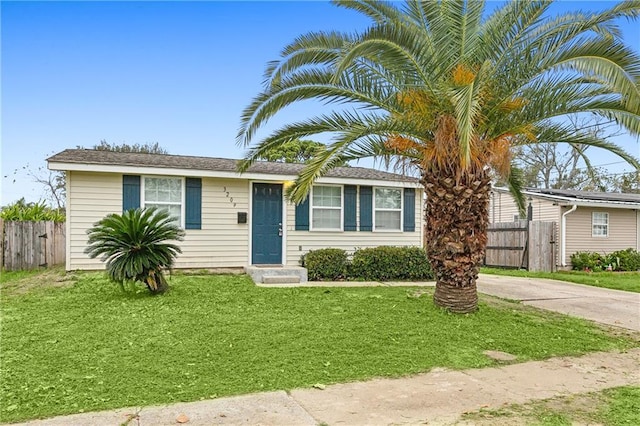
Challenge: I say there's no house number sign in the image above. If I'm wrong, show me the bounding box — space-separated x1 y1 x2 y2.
222 186 236 207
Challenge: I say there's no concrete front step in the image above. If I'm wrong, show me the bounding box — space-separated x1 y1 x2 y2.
262 275 300 284
244 265 308 284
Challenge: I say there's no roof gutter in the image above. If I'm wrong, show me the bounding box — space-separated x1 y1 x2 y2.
561 205 578 267
490 187 640 209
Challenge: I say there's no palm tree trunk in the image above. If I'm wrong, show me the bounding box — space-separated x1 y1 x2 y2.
423 170 491 313
144 270 170 295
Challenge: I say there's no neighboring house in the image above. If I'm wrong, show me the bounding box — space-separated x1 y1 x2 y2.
490 187 640 268
47 149 423 271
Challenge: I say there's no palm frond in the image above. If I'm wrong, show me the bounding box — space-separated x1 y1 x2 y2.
332 0 401 24
240 0 640 195
531 123 640 170
504 164 527 216
85 207 184 286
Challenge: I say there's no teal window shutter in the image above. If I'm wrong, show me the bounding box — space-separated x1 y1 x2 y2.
359 186 372 231
344 185 357 231
295 197 310 230
122 175 140 212
185 178 202 230
403 188 416 232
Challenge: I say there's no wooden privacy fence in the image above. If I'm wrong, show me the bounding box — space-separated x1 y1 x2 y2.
0 220 65 271
484 221 556 272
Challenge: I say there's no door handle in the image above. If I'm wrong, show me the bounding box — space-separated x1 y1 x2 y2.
278 223 283 237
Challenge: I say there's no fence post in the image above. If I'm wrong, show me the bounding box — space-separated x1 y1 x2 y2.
520 221 530 270
38 222 48 267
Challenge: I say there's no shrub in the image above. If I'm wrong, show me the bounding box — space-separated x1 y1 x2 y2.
606 248 640 272
0 198 65 222
570 251 605 271
350 246 433 281
85 207 185 294
302 248 348 280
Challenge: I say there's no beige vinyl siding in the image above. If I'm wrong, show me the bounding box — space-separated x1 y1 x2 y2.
67 171 421 270
489 191 560 223
531 199 560 222
564 207 638 265
285 188 424 266
68 171 122 270
489 191 520 222
175 178 249 268
67 173 250 270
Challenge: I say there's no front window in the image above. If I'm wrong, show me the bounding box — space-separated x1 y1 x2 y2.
311 185 342 230
592 212 608 237
143 177 183 225
375 188 401 231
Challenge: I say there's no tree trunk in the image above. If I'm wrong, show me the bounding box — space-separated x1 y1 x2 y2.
144 269 169 295
423 170 491 313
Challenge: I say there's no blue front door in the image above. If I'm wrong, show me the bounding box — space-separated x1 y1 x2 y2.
252 183 283 264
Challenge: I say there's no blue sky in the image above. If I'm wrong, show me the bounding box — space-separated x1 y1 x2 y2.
2 0 639 205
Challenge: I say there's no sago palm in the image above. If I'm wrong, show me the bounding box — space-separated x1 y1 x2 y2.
85 207 185 294
237 0 640 313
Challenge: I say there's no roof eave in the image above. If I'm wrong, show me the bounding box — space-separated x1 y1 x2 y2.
48 161 422 188
491 187 640 209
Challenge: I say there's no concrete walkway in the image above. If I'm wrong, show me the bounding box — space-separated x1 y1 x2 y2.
15 276 640 426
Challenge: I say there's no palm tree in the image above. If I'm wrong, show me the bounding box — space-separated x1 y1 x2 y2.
237 0 640 313
85 208 185 294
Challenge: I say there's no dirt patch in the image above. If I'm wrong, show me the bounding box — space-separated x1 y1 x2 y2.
0 267 77 295
593 324 640 343
483 350 517 362
458 391 607 425
174 267 245 275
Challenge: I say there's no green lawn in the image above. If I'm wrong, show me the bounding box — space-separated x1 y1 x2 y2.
462 386 640 425
481 268 640 293
1 272 637 423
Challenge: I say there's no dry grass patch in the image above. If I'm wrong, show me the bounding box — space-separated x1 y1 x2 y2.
460 386 640 425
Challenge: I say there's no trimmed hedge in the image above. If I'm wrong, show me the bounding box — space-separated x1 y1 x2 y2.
351 246 433 280
302 248 348 280
302 246 433 281
570 248 640 272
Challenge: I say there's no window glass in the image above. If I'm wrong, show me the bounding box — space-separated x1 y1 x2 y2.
312 186 341 207
375 188 401 209
375 188 401 230
312 209 341 229
376 210 401 230
592 212 608 237
311 186 341 229
144 177 183 225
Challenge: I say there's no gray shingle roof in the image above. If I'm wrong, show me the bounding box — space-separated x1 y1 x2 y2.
527 188 640 204
494 186 640 205
47 149 419 183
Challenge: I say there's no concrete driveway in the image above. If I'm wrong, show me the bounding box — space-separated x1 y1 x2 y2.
477 274 640 331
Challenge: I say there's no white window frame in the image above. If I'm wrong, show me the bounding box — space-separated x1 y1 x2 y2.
141 176 185 228
373 187 403 232
310 185 343 231
592 211 609 237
